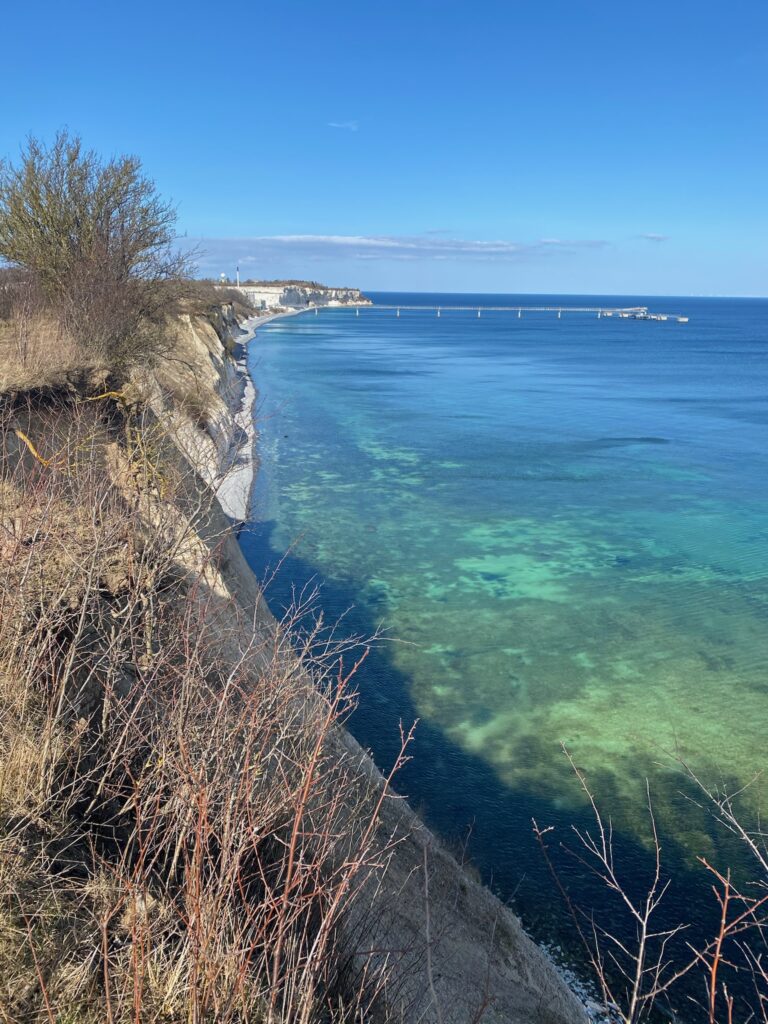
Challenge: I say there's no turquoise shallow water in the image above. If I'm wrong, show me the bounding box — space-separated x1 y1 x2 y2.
241 293 768 973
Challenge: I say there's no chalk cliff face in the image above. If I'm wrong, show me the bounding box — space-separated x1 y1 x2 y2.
236 283 372 310
155 306 257 522
167 309 587 1024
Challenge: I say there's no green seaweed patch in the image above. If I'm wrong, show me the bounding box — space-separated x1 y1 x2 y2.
357 438 422 465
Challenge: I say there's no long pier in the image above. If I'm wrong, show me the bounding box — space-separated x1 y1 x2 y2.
341 304 688 321
373 304 646 313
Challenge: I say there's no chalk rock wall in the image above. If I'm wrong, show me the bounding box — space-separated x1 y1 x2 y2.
236 284 371 310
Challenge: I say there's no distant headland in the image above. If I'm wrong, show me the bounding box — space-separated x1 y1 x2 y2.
216 278 372 312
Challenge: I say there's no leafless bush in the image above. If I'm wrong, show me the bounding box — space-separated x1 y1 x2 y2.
55 248 178 368
0 131 191 370
0 393 411 1022
185 278 223 313
534 747 768 1023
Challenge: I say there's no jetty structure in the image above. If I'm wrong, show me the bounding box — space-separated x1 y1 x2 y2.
351 303 689 322
364 303 688 319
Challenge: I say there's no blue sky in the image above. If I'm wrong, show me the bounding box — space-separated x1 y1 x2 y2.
2 0 767 295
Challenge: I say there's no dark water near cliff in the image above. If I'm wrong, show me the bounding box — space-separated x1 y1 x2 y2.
241 293 768 1006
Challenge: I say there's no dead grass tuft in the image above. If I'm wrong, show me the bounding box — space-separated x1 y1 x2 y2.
0 314 92 394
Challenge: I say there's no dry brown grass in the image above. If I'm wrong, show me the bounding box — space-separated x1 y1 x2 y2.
160 373 216 427
0 267 181 401
0 393 409 1023
0 315 94 394
0 299 222 436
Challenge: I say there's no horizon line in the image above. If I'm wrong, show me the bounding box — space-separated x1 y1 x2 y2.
355 289 768 300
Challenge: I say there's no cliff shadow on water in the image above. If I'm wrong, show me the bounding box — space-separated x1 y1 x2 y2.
238 518 757 1017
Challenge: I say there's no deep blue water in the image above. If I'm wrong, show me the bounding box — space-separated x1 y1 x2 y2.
240 292 768 1005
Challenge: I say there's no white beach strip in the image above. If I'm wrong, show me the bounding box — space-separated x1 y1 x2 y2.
214 309 309 521
213 315 260 521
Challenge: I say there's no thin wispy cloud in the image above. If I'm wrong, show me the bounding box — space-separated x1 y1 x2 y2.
640 233 669 242
327 120 359 131
183 233 610 273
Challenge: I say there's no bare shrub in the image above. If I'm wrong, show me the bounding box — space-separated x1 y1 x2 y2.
0 132 191 370
534 747 768 1023
0 394 410 1022
185 278 223 314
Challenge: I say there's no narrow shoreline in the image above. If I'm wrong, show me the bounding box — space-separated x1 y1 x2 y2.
219 304 352 521
215 308 309 521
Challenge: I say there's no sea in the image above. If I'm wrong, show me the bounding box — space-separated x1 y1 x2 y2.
239 292 768 1005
